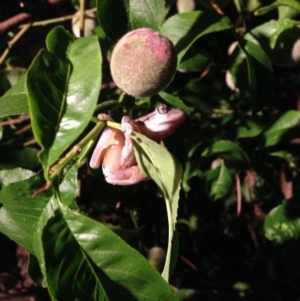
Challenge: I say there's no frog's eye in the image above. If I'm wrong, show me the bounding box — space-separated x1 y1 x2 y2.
157 104 169 115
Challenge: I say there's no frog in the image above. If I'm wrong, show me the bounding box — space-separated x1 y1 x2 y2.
89 104 186 185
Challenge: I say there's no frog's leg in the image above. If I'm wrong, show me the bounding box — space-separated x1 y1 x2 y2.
90 114 118 169
120 116 140 168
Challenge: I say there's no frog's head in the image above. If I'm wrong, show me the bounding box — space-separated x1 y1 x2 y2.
136 104 186 139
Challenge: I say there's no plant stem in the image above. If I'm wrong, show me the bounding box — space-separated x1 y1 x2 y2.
49 120 107 181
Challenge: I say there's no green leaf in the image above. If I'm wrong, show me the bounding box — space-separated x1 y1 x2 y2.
0 75 29 118
42 207 179 301
129 0 165 30
0 173 52 254
0 168 35 188
159 91 194 114
202 140 250 165
26 26 102 178
97 0 129 42
178 51 211 72
160 11 233 63
269 19 295 49
236 119 264 139
255 0 300 16
205 161 233 201
132 132 182 281
264 200 300 243
241 39 273 71
263 110 300 147
269 150 298 170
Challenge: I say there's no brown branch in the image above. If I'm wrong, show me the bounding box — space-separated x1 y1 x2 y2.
0 0 69 36
0 12 32 36
0 23 31 65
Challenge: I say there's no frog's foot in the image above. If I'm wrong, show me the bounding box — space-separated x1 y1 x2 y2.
103 165 149 185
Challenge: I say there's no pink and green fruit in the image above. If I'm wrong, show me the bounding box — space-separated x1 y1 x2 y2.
110 28 177 97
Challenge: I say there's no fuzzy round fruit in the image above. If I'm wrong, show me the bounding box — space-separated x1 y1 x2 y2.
110 28 177 97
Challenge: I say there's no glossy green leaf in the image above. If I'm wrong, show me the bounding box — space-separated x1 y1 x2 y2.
160 11 233 63
0 168 35 188
26 26 102 178
255 0 300 16
205 161 233 201
0 75 28 118
263 110 300 147
0 173 52 254
159 91 194 114
42 207 179 301
132 132 182 281
202 140 250 165
264 200 300 243
129 0 165 30
97 0 129 42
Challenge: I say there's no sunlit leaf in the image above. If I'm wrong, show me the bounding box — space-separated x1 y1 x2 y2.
42 207 179 301
26 26 102 179
132 132 182 281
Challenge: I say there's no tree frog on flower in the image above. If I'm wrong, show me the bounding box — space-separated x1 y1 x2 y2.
90 104 186 185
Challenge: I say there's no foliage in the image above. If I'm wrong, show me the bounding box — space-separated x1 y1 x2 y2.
1 0 300 300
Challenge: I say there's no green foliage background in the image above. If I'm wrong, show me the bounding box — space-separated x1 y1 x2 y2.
1 0 300 300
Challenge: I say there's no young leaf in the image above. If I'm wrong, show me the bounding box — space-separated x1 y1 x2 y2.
131 132 182 281
129 0 165 30
160 11 233 63
26 26 102 178
41 207 179 301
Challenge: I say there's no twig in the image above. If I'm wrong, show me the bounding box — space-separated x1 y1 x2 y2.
0 23 31 65
79 0 86 37
0 115 30 126
20 8 96 28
